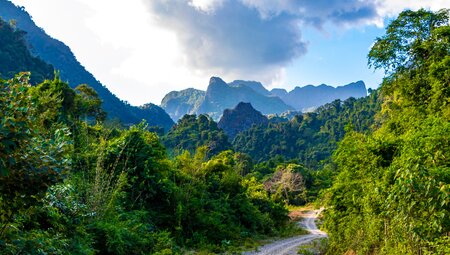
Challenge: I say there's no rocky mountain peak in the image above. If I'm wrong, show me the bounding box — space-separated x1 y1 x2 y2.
218 102 268 139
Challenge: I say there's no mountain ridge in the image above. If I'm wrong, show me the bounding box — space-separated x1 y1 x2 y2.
0 0 174 131
161 77 367 120
218 102 269 140
279 81 367 111
195 77 294 120
160 88 205 121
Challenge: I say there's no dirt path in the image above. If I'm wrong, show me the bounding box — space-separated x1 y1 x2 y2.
244 208 327 255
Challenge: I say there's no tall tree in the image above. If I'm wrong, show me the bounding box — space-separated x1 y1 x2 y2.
325 9 450 254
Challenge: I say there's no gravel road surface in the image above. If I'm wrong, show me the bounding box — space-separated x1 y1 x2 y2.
243 209 327 255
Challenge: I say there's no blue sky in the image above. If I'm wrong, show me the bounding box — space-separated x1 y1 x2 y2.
9 0 450 105
284 23 385 90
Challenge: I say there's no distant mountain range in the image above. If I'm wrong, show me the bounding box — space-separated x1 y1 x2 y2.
161 77 294 121
160 88 205 121
0 0 174 131
1 0 368 129
270 81 367 112
161 77 367 121
197 77 294 120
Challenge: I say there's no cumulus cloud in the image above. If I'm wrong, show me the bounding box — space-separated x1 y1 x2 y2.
144 0 381 80
241 0 380 26
189 0 226 12
377 0 450 18
146 0 307 76
13 0 447 105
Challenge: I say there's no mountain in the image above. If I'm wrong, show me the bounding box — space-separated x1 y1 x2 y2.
218 102 269 139
162 77 294 121
273 81 367 112
137 103 174 130
270 88 288 98
0 18 53 84
232 91 381 166
0 0 174 131
161 78 367 121
160 88 205 121
228 80 272 96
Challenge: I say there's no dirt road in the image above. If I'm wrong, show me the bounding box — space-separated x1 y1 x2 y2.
244 208 327 255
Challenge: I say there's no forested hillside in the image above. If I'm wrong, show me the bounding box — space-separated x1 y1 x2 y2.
0 0 174 130
161 90 380 204
218 102 269 139
162 114 232 157
324 9 450 254
0 74 290 254
233 92 380 168
161 77 367 121
0 17 53 84
162 91 380 168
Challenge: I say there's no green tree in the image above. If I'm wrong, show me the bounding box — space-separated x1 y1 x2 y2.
171 148 288 250
0 73 72 249
325 8 450 254
233 92 381 168
369 8 450 114
163 114 231 157
0 18 54 84
75 84 106 123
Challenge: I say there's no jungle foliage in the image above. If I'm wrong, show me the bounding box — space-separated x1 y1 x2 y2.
1 8 449 255
162 114 232 157
232 92 381 168
0 74 290 254
324 8 450 255
0 18 53 84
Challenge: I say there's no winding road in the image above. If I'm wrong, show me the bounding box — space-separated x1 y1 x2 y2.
244 208 327 255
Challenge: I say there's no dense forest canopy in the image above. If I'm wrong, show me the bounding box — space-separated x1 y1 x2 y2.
324 8 450 255
232 92 381 167
0 73 291 254
162 114 232 157
0 18 53 84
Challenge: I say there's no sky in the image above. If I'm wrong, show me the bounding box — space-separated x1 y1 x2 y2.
9 0 450 106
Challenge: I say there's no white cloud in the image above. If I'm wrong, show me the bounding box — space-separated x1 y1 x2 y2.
9 0 450 105
144 0 308 76
10 0 210 105
378 0 450 18
142 0 383 92
189 0 225 12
